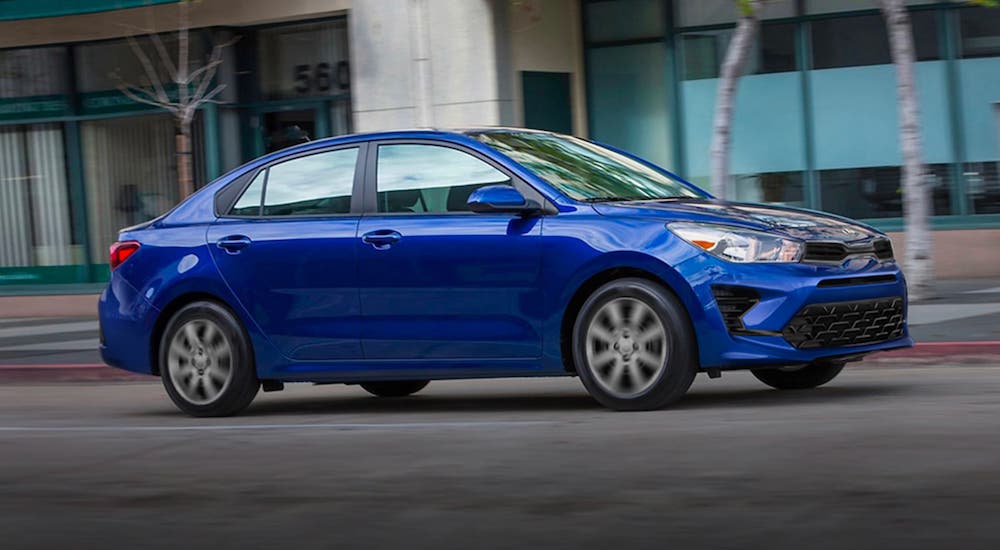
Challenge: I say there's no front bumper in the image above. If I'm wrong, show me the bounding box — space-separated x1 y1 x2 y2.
677 255 913 369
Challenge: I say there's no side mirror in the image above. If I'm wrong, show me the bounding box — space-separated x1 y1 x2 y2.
467 184 541 215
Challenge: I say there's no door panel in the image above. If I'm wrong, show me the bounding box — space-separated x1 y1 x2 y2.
357 214 543 359
358 141 545 360
209 218 361 360
209 144 364 361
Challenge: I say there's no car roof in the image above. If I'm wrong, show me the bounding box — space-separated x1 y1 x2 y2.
276 126 554 153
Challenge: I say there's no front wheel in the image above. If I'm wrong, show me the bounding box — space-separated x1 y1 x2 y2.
159 301 259 417
751 363 844 390
572 278 697 411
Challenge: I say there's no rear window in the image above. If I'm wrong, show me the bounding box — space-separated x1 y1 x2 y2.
228 147 359 216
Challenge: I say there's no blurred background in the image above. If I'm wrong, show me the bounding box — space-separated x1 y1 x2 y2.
0 0 998 290
1 2 999 548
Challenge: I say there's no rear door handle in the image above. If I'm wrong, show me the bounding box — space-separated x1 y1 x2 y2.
361 230 402 250
216 235 252 254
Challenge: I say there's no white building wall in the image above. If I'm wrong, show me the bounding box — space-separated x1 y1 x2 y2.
349 0 515 131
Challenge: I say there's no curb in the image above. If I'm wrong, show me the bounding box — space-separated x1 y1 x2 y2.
876 341 1000 358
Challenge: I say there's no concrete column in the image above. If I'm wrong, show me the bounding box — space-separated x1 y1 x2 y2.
349 0 514 131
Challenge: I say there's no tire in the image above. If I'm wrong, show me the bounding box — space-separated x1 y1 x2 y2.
572 278 697 411
360 380 430 397
159 301 260 417
751 363 844 390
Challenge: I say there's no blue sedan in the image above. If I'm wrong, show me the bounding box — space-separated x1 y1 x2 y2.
99 128 912 416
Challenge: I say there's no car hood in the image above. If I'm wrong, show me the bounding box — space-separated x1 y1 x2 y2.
592 199 882 243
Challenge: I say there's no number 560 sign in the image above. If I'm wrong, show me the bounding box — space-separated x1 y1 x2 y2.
293 61 350 94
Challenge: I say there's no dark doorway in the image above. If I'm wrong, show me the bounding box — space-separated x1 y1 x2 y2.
521 71 573 134
263 109 316 153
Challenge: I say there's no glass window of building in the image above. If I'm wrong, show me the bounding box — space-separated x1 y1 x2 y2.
963 162 1000 214
261 148 359 216
818 164 953 219
677 0 796 27
806 0 935 15
811 11 938 69
376 144 510 213
584 0 665 43
682 21 797 80
959 6 1000 58
0 123 78 268
82 114 188 262
0 46 69 99
732 171 805 207
75 35 204 111
257 20 350 101
587 42 673 167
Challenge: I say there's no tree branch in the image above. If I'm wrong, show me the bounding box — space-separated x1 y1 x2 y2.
124 34 170 103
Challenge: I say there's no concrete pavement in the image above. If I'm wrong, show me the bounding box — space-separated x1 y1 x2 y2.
1 366 998 549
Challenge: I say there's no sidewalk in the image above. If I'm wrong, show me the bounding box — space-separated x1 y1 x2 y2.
0 279 997 381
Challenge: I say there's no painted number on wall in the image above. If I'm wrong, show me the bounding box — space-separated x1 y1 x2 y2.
292 62 350 94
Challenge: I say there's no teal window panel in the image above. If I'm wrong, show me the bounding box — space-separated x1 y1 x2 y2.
584 0 665 43
958 57 1000 163
0 0 177 21
809 61 953 170
681 71 806 177
588 43 673 168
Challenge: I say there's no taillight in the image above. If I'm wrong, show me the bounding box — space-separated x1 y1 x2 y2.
109 241 141 271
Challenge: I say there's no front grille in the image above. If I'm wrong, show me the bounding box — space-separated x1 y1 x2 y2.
783 297 905 349
802 237 894 263
712 285 760 334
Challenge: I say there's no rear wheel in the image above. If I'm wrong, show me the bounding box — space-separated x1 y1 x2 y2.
751 363 844 390
572 278 697 411
360 380 430 397
159 301 259 417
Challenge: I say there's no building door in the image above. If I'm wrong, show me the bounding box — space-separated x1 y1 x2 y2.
521 71 573 134
261 109 317 154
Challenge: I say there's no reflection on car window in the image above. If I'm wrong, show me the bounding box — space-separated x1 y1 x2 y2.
471 131 702 202
376 144 510 213
230 171 265 216
259 147 359 216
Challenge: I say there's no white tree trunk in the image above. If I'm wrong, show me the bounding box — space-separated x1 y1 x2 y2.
708 1 763 198
878 0 934 301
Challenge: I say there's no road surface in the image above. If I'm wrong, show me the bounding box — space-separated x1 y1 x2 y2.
1 364 999 549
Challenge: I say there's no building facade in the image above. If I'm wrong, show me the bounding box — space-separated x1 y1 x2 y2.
0 0 997 290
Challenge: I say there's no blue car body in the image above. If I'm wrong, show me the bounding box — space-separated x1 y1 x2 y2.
99 129 912 383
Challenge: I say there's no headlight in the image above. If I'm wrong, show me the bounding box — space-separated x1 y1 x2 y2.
667 222 803 263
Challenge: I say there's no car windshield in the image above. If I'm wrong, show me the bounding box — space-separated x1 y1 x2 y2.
470 131 703 202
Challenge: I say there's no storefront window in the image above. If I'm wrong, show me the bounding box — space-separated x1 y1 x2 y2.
75 35 204 114
811 11 938 70
732 171 805 207
678 0 796 27
0 46 70 120
0 123 78 268
587 42 673 167
682 22 796 80
82 114 202 261
257 20 350 101
584 0 665 43
959 6 1000 58
964 162 1000 214
819 164 953 219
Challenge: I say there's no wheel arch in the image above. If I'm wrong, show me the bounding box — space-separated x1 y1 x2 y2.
558 266 701 374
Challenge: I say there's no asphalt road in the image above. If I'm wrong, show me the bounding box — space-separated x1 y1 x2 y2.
1 365 999 549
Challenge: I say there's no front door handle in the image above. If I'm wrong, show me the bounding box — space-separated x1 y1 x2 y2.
362 230 402 250
217 235 252 254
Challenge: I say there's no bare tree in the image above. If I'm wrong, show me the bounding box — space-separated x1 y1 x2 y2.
114 1 237 199
709 0 766 198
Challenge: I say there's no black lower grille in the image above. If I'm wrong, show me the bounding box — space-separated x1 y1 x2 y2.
783 297 905 349
712 285 759 334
